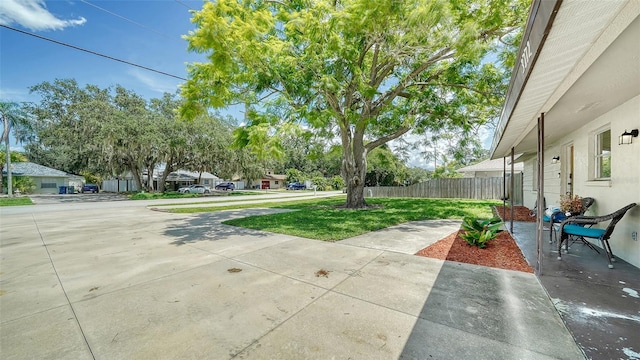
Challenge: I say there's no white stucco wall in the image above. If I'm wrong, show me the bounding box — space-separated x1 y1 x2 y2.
522 95 640 267
31 177 69 194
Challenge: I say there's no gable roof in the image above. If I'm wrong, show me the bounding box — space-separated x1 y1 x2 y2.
177 170 218 180
2 162 70 177
152 169 219 181
457 158 523 173
263 173 287 180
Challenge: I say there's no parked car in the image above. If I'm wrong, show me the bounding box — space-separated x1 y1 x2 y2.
82 184 99 193
178 185 211 194
215 182 235 191
287 182 306 190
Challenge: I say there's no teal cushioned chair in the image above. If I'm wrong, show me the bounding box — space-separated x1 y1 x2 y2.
558 203 637 268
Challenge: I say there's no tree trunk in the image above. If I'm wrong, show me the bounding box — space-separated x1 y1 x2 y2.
342 125 367 208
146 165 155 192
130 165 143 192
158 165 173 193
3 124 12 197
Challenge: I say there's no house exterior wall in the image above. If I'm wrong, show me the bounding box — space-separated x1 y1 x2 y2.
30 176 69 194
254 179 284 189
522 95 640 267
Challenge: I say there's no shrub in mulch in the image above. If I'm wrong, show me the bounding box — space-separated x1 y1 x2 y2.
416 230 533 273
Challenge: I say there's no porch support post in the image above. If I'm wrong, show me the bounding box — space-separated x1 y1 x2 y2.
510 147 515 233
536 113 545 276
503 157 506 212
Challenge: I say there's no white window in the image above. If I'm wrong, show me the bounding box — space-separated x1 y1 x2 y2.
594 128 611 179
41 178 57 188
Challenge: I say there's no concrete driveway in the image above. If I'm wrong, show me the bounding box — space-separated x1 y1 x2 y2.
0 200 584 359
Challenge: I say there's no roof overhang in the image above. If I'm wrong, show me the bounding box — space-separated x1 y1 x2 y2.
491 0 640 159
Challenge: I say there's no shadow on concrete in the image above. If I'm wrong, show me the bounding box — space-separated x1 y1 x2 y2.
399 260 581 359
510 221 640 360
390 220 462 234
164 208 293 246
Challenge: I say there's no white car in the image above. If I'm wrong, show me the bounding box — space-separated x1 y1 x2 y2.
178 185 211 194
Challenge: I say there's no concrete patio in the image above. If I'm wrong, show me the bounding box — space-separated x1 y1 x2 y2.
509 221 640 360
0 203 585 359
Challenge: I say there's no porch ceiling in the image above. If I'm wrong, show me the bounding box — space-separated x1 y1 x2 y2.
491 0 640 159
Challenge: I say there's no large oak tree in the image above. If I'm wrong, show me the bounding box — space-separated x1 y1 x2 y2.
181 0 527 207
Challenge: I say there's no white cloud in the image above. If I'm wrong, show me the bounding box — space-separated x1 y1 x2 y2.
128 68 180 95
0 0 86 31
0 87 31 102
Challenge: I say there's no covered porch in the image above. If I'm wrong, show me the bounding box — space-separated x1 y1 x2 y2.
509 220 640 360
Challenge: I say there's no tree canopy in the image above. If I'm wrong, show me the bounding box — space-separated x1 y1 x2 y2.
24 79 240 192
181 0 528 207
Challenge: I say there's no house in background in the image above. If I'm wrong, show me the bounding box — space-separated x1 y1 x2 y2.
158 169 219 191
250 170 287 189
102 168 237 192
456 158 523 178
2 162 76 194
490 0 639 267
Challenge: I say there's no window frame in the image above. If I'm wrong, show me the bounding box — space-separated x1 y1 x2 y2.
40 178 58 189
593 127 611 180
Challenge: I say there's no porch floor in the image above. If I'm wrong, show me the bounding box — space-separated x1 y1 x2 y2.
510 221 640 360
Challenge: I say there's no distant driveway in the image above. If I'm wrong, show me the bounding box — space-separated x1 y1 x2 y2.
28 193 129 205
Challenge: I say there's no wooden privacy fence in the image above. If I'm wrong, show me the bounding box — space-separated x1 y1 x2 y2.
364 174 523 205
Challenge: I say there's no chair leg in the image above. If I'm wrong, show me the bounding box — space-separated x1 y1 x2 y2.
557 238 563 260
577 236 600 254
603 239 616 263
604 249 614 269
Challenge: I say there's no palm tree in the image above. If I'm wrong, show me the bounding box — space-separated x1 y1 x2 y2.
1 101 33 197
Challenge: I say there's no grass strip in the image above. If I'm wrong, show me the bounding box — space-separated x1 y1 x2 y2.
164 195 345 213
0 197 34 206
130 192 200 200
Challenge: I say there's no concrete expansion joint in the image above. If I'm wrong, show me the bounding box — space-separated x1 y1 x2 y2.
31 214 97 360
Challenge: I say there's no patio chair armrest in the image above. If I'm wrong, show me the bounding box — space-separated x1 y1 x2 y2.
558 216 599 234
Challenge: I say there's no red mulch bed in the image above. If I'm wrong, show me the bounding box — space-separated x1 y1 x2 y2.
416 205 536 273
494 205 536 222
416 230 533 273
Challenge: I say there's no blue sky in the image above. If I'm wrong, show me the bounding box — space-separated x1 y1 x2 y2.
1 0 208 104
0 0 494 169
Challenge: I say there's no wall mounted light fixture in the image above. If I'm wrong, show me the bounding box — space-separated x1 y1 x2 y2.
619 129 638 145
551 156 560 164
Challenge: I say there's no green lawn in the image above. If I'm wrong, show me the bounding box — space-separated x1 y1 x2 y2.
0 197 34 206
171 197 500 241
129 192 201 200
131 190 263 202
166 195 346 213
